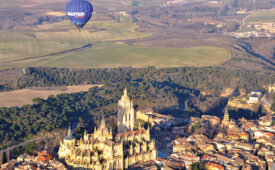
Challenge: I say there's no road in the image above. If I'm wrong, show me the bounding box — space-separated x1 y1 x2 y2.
0 136 54 153
0 119 81 153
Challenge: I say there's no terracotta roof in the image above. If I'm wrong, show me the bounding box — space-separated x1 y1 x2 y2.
36 151 52 162
266 132 274 138
202 115 220 121
206 162 224 170
201 154 216 160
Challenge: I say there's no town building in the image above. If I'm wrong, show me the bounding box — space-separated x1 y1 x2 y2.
1 151 66 170
248 90 263 103
170 137 193 153
259 115 273 127
202 115 220 128
36 150 52 162
236 8 248 14
205 161 225 170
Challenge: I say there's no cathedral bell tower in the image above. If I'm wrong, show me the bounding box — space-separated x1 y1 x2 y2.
117 88 135 133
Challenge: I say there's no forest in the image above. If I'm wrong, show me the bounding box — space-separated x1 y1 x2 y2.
10 67 274 94
0 67 274 147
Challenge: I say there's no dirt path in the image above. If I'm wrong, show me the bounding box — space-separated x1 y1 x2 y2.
1 44 92 64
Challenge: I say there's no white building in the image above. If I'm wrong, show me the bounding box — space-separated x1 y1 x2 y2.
248 90 263 103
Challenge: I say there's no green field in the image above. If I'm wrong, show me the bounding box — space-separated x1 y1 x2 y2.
0 16 148 62
0 44 230 68
246 10 275 23
0 16 231 69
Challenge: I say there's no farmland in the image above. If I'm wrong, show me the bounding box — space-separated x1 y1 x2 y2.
0 84 102 107
246 10 275 23
0 16 150 63
0 44 230 68
0 15 230 69
0 0 273 71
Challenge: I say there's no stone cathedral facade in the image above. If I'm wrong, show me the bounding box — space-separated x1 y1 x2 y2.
58 88 157 170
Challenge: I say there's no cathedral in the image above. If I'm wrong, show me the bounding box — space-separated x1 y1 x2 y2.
58 88 157 169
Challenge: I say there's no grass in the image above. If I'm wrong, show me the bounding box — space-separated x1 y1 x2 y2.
0 16 149 62
0 15 231 69
0 42 230 68
246 10 275 23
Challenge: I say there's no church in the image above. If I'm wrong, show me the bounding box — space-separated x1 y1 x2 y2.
58 88 157 169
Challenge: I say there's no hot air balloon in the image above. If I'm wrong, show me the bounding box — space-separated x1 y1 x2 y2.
66 0 93 30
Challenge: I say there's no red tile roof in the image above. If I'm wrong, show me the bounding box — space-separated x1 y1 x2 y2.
36 151 52 162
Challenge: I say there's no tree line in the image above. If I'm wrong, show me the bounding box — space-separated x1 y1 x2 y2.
12 67 274 95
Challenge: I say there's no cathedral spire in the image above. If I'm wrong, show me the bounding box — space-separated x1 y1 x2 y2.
224 107 229 115
124 87 127 96
147 119 150 131
67 123 72 138
101 115 106 128
147 124 150 132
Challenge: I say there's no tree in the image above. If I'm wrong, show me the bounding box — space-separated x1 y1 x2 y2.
6 147 10 162
192 163 200 170
0 150 3 166
32 98 43 105
24 142 37 155
192 162 204 170
271 103 275 112
199 161 205 169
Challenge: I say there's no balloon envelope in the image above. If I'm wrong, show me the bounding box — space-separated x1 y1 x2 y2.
66 0 93 29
